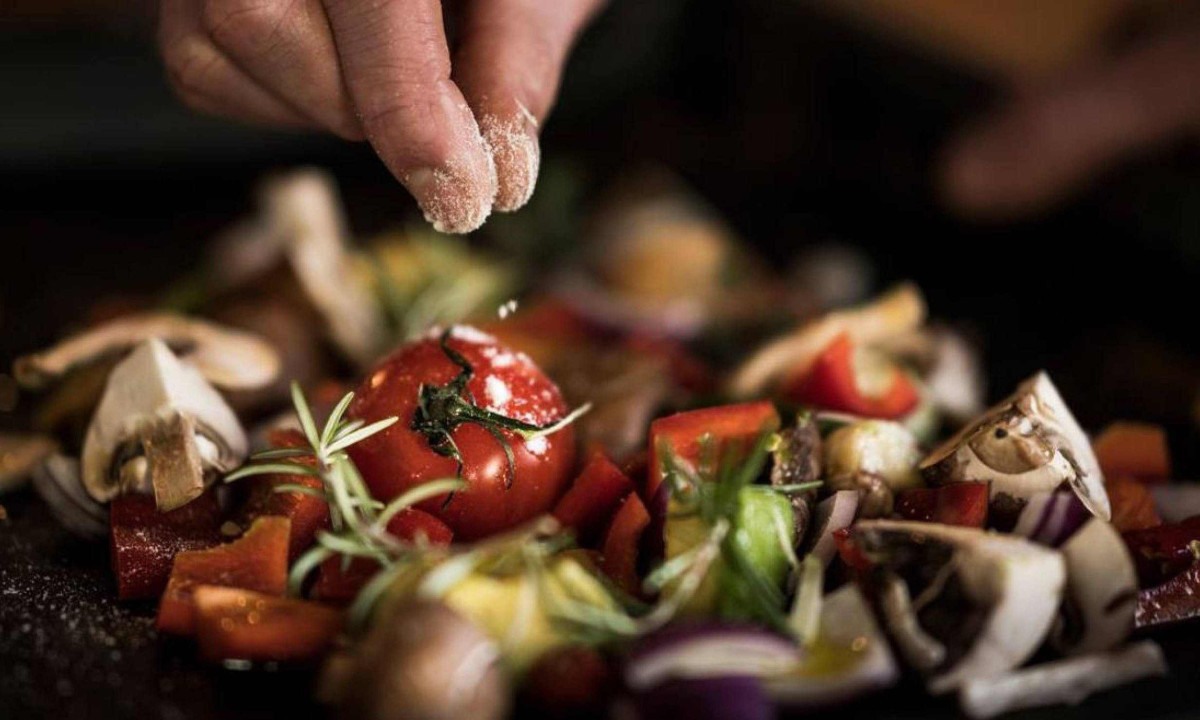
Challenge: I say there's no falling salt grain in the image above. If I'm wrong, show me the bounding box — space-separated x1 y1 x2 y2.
498 299 519 319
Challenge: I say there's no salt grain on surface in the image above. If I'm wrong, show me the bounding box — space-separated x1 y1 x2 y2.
484 376 512 411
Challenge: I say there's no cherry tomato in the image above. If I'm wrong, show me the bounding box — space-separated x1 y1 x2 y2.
346 327 578 541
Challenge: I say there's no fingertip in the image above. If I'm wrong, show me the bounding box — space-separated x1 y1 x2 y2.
480 103 541 213
405 152 498 234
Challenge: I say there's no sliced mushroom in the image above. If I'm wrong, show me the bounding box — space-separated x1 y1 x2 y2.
261 169 385 366
1052 518 1137 655
14 313 280 392
852 520 1066 694
728 283 926 399
958 641 1166 720
81 339 247 510
921 372 1109 524
823 420 923 518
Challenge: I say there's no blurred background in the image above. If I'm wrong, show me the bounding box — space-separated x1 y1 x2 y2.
3 0 1200 448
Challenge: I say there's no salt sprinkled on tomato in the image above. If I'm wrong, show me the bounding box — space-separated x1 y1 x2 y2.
347 326 579 541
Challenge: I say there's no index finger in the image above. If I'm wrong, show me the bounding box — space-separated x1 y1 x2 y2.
321 0 497 233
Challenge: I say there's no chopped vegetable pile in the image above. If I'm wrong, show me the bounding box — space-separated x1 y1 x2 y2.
7 168 1195 720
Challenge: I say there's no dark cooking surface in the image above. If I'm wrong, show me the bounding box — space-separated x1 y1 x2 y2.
4 486 1200 720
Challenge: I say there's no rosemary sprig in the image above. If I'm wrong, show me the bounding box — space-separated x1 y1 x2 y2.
224 382 467 605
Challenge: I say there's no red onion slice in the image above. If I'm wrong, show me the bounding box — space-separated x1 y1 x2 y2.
625 624 801 691
805 491 859 567
1012 491 1090 547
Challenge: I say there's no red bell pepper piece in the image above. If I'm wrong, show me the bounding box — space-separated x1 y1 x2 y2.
1137 561 1200 629
784 334 919 420
192 586 344 662
312 507 453 604
239 429 330 561
895 482 988 527
601 492 651 597
1107 475 1162 532
553 451 635 545
110 490 223 600
1094 422 1172 483
647 401 781 500
1123 516 1200 588
157 516 291 636
833 527 872 573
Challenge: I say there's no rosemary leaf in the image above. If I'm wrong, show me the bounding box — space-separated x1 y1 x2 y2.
251 447 313 461
291 381 321 449
325 416 401 454
375 478 467 529
223 462 320 483
289 546 334 596
272 483 328 501
321 391 356 448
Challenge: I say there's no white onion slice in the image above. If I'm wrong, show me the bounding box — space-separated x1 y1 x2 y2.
806 491 859 567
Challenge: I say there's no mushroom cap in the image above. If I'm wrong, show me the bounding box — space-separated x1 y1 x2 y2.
728 283 926 399
261 169 384 367
81 339 247 505
854 520 1066 694
921 372 1109 521
15 313 280 392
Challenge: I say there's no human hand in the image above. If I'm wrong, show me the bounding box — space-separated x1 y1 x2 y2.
939 21 1200 219
159 0 605 232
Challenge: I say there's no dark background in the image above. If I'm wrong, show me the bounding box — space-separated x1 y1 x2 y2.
4 0 1199 431
2 1 1200 718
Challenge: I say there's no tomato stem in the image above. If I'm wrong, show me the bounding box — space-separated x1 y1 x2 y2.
412 328 590 499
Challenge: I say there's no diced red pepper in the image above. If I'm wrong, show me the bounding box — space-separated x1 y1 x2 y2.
601 492 650 597
110 490 223 600
553 451 635 546
1137 561 1200 629
240 429 330 561
192 586 344 662
833 527 872 573
1094 422 1171 483
1123 516 1200 587
312 557 380 604
895 482 988 527
784 334 919 420
157 516 291 636
1107 475 1162 532
312 507 452 604
647 401 780 500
